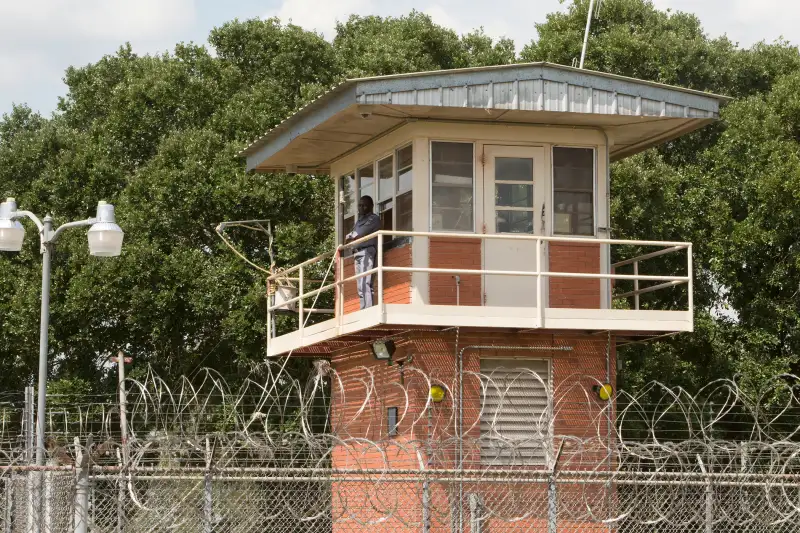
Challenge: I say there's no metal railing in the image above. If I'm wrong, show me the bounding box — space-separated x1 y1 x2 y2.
611 244 692 310
267 230 692 341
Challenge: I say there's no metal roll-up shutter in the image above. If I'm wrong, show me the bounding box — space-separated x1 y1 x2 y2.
480 358 551 465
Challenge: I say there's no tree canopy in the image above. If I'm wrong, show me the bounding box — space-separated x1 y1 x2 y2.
1 1 799 398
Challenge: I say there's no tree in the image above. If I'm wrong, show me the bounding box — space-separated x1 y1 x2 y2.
334 12 516 77
2 0 800 406
0 21 337 393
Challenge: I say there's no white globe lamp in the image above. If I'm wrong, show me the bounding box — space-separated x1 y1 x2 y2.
88 201 124 257
0 198 25 252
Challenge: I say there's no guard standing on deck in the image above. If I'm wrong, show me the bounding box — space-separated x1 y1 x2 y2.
345 196 381 309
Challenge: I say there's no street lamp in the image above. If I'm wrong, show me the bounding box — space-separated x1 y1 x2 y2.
0 197 124 469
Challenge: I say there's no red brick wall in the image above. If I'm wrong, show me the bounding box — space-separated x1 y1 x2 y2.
340 242 412 314
549 242 602 309
328 331 617 533
429 238 482 305
423 240 603 309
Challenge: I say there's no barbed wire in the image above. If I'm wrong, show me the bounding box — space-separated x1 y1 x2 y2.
1 361 799 532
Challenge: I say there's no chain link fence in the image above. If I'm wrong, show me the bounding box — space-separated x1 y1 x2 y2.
0 360 799 532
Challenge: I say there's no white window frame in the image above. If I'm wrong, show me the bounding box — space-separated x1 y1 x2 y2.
429 140 476 233
337 142 415 244
550 144 597 237
394 143 413 233
479 357 553 467
339 172 357 245
491 153 538 235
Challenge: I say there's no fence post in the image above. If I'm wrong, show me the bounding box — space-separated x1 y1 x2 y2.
468 493 482 533
24 387 34 463
23 387 37 533
5 477 12 533
74 437 89 533
116 449 124 533
204 438 213 533
548 439 565 533
697 455 713 533
117 352 129 533
422 480 430 533
422 402 432 533
547 475 557 533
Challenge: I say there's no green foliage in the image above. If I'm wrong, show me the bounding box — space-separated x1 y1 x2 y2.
0 9 514 394
2 0 800 411
525 1 800 399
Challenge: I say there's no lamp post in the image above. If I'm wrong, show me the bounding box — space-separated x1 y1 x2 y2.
0 198 124 468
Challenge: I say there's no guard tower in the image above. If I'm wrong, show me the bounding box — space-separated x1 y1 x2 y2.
241 63 728 532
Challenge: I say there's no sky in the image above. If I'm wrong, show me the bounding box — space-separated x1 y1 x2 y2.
0 0 798 118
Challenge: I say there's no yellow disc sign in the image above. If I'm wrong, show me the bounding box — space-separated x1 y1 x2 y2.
597 383 613 401
429 385 446 403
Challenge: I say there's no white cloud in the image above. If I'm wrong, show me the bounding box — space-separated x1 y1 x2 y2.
2 0 798 117
265 0 372 38
0 0 198 117
651 0 800 46
0 0 196 40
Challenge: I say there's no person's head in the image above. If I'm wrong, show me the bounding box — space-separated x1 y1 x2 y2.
358 195 374 216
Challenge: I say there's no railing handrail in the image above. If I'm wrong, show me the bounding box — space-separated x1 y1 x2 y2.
268 231 690 282
266 231 692 313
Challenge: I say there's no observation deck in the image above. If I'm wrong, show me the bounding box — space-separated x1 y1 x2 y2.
266 231 692 357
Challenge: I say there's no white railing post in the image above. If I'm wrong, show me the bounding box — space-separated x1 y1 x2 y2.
264 233 694 347
536 238 543 327
337 250 344 328
298 266 304 337
377 234 384 308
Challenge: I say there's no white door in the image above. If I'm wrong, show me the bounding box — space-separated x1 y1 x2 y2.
483 146 546 307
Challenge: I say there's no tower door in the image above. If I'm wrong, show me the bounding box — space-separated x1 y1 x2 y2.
483 145 546 307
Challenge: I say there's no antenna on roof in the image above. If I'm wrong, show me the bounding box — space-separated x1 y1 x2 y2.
579 0 601 69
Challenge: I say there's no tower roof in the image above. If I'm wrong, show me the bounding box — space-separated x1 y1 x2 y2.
241 62 730 173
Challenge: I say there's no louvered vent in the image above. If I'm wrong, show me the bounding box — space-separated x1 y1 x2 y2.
480 358 551 466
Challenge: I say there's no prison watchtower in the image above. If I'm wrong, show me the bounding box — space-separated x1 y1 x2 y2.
241 62 728 533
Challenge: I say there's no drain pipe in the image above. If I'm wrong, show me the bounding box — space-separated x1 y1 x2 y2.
453 275 461 306
455 343 574 532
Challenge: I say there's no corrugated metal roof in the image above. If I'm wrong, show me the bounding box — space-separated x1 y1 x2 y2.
241 62 730 172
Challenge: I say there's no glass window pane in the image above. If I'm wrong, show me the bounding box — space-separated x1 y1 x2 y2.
553 147 594 235
431 142 473 232
495 184 533 208
379 199 393 231
397 144 413 169
496 157 533 182
342 216 355 242
341 174 356 217
496 210 534 234
554 191 593 236
397 145 413 194
378 156 393 202
358 163 374 202
396 191 412 231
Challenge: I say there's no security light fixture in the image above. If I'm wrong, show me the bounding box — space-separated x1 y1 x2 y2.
371 340 396 362
0 196 123 481
88 202 124 257
0 199 25 251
